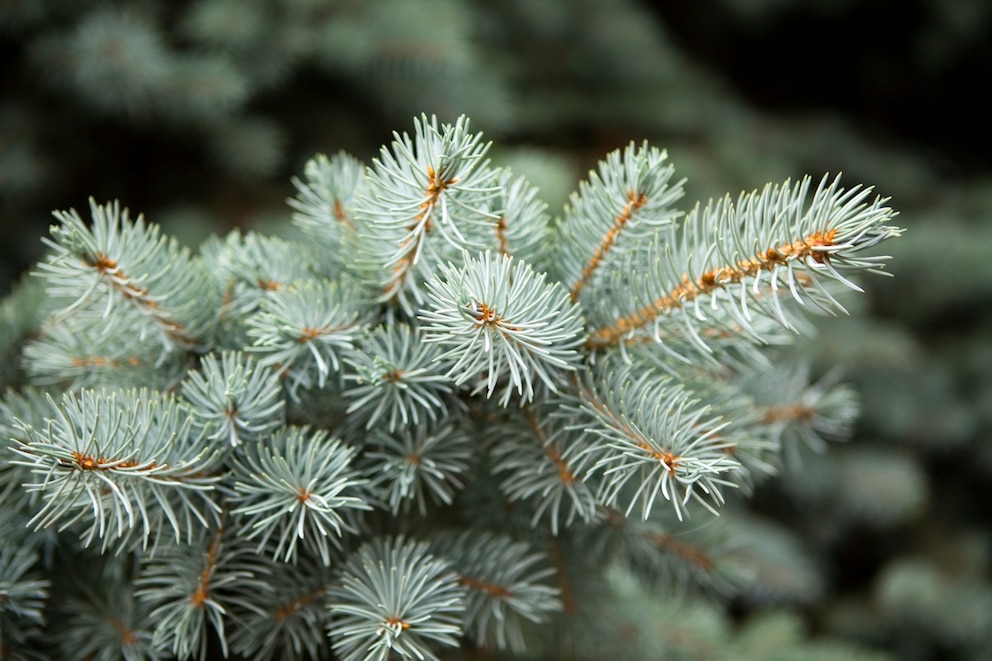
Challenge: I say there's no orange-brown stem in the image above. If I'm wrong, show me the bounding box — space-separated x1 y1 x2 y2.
107 616 137 646
495 216 510 256
332 199 353 229
458 575 513 598
635 444 680 474
651 533 716 572
83 253 197 345
570 190 648 301
69 451 158 472
296 323 357 344
273 587 328 621
587 228 838 348
762 403 816 424
579 383 680 470
70 356 143 369
385 165 457 300
384 616 411 630
523 407 576 484
190 527 223 608
548 536 576 615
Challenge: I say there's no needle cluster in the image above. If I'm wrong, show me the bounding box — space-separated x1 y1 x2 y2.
0 114 902 660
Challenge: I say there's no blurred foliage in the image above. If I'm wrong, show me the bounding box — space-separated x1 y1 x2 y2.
1 0 990 659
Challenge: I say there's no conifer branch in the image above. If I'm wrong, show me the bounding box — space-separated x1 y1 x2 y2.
199 231 320 332
491 169 551 266
229 426 369 565
247 278 367 395
136 524 272 659
384 162 457 302
0 546 49 657
343 324 457 432
580 507 754 597
290 151 365 234
491 402 600 534
329 536 465 661
23 299 194 391
570 189 649 301
420 251 585 406
0 388 53 512
588 228 838 348
738 364 859 465
56 560 156 661
358 115 502 314
557 142 685 302
10 389 222 551
37 199 216 349
180 350 285 447
359 423 473 515
229 559 334 661
0 112 905 660
432 531 561 652
652 532 716 572
572 368 740 521
586 175 901 352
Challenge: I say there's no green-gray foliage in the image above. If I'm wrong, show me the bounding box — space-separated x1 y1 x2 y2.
0 114 902 659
